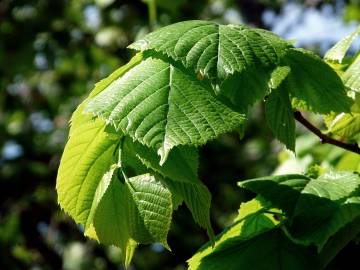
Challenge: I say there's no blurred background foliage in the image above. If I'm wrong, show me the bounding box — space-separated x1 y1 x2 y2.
0 0 359 269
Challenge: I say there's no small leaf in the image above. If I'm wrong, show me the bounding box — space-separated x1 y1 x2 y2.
326 94 360 140
163 179 214 241
126 173 173 248
91 175 137 266
324 26 360 63
343 54 360 92
239 174 310 216
336 152 360 172
265 83 295 151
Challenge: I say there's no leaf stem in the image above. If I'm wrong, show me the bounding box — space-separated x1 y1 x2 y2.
146 0 157 30
293 111 360 155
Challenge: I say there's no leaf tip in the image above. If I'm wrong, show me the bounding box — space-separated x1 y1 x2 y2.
123 239 138 269
158 143 173 166
128 39 149 51
207 226 216 248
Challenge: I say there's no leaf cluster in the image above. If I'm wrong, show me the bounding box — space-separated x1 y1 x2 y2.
56 20 356 266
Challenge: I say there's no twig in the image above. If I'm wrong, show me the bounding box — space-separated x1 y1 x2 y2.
293 111 360 155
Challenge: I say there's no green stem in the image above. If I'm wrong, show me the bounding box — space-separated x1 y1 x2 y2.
147 0 157 29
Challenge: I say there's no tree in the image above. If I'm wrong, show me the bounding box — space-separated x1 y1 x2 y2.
57 20 360 269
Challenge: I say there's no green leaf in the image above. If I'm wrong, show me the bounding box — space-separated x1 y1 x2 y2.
239 171 360 251
290 172 360 250
90 175 137 266
324 26 360 63
326 94 360 139
121 137 214 239
217 66 271 111
282 49 351 114
163 179 214 240
188 198 317 270
318 218 360 269
86 55 245 164
129 20 292 81
188 198 279 270
86 171 176 263
56 115 118 224
239 174 310 216
69 53 143 136
265 83 295 151
84 164 119 231
126 173 173 248
190 229 318 270
336 152 360 172
268 66 291 90
343 54 360 92
122 137 200 184
57 55 144 225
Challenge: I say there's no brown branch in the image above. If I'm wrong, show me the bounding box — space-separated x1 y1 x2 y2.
293 111 360 155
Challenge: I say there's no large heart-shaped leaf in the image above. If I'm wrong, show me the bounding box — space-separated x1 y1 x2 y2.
86 56 245 163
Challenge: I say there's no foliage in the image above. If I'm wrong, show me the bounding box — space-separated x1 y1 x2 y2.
56 19 360 269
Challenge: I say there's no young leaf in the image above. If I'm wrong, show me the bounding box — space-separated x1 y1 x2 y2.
84 164 119 232
343 54 360 92
336 152 360 172
129 20 292 81
326 94 360 140
324 26 360 63
282 49 351 114
90 175 137 266
86 55 245 163
239 171 360 251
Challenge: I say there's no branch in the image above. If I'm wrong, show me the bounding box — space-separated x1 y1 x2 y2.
293 111 360 155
